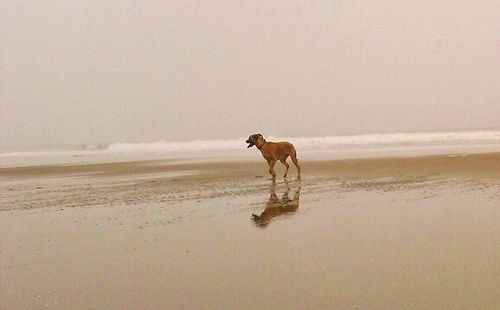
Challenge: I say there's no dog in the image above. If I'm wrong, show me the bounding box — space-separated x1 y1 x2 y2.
245 133 301 180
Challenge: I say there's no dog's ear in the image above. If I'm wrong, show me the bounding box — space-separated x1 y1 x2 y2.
258 133 263 137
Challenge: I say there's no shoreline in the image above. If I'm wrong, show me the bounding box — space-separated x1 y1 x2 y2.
1 152 498 213
2 151 499 177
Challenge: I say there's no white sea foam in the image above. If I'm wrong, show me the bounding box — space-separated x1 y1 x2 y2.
105 138 246 153
54 131 490 153
2 131 500 157
1 131 500 167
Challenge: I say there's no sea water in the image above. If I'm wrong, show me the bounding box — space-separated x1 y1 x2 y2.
2 131 500 167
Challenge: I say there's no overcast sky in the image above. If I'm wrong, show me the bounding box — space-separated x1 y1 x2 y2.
1 0 499 146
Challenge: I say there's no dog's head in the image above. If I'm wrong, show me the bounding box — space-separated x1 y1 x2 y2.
245 133 264 148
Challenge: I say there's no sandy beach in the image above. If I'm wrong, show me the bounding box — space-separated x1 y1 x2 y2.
1 153 499 309
3 0 499 308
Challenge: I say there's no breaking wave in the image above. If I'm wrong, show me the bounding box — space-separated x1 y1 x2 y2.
98 131 500 153
2 130 500 159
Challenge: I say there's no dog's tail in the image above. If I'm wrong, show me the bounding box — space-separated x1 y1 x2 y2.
290 145 301 179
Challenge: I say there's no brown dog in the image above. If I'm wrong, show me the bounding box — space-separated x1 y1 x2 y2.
246 133 301 180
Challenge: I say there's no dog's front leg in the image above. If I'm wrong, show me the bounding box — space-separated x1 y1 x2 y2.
268 159 277 181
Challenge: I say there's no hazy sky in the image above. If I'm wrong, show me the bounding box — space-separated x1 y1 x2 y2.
1 0 499 146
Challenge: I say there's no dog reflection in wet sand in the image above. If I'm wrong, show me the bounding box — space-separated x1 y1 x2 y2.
252 181 301 227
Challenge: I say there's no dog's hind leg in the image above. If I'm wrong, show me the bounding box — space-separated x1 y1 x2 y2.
290 147 301 180
280 157 290 178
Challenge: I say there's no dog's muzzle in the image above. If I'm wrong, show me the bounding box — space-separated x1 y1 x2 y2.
246 139 254 148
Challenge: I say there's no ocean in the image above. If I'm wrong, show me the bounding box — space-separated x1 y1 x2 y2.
2 130 500 167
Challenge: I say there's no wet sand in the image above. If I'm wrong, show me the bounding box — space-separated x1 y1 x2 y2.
1 153 499 309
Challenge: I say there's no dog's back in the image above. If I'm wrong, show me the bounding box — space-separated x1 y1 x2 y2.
264 141 295 159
